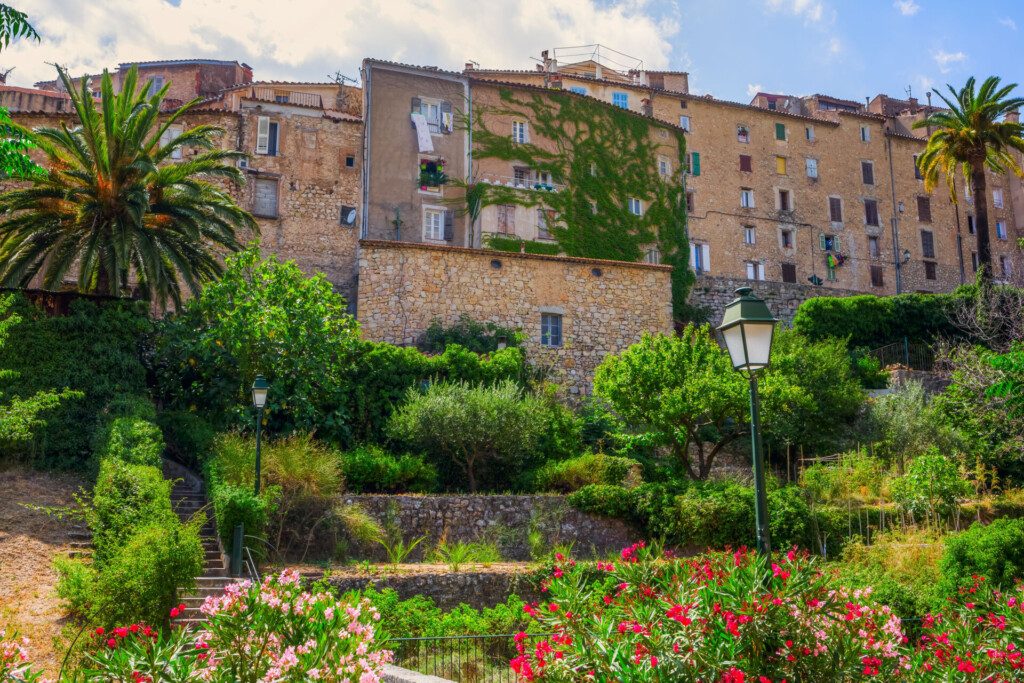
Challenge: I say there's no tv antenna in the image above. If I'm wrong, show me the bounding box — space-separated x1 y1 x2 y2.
329 70 356 87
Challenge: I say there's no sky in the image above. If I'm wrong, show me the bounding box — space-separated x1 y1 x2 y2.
3 0 1021 105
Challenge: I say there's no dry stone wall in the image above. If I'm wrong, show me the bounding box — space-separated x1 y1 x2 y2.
689 274 862 325
357 240 674 394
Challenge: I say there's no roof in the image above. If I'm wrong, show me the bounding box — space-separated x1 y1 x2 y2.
221 80 357 92
359 239 674 272
117 58 249 69
812 93 865 108
363 58 465 79
467 76 689 134
238 96 361 122
0 84 70 98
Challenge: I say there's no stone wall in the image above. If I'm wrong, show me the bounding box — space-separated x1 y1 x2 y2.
357 240 674 394
340 493 639 562
312 567 543 611
689 274 862 325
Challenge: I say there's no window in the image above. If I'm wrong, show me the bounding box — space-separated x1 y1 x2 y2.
972 252 979 272
968 214 976 234
255 116 279 156
994 189 1005 208
658 157 671 178
778 189 792 211
414 98 442 133
644 248 661 264
775 122 787 141
512 120 528 144
806 158 818 178
924 261 937 280
870 265 884 287
768 99 777 111
274 93 289 104
864 198 880 226
829 196 843 222
805 125 815 141
860 125 871 142
679 115 691 131
826 262 837 281
920 230 935 258
159 124 183 160
1000 255 1011 277
780 228 793 249
423 207 445 241
689 152 701 176
691 241 710 274
820 234 841 252
737 125 750 143
782 263 797 283
860 161 874 185
740 188 755 208
917 196 932 222
537 209 553 239
686 190 695 213
345 155 355 168
776 156 787 175
745 261 766 280
743 226 756 245
868 233 884 258
914 155 923 180
568 86 587 95
996 221 1007 239
419 158 445 191
253 177 279 218
497 204 515 235
146 76 164 97
739 154 753 172
628 197 643 216
540 313 562 347
513 167 532 187
612 92 629 109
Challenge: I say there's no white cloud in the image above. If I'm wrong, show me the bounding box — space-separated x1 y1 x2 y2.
764 0 826 24
3 0 679 88
999 17 1018 30
746 83 764 98
827 36 842 54
932 49 967 74
894 0 920 16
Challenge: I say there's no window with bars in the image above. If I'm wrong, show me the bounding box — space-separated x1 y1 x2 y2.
921 230 935 258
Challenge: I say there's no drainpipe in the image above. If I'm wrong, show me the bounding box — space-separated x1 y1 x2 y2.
465 75 473 247
360 64 371 241
885 133 904 293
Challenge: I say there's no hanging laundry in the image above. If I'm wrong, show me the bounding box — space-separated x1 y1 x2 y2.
441 111 454 133
410 112 434 153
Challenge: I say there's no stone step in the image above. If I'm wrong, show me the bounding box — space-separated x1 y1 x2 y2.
68 550 92 559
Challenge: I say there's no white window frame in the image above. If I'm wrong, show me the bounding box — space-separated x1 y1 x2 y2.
416 97 442 134
423 205 445 241
690 241 710 274
679 115 691 131
996 221 1007 240
740 188 755 209
805 157 818 178
658 156 671 178
743 226 756 245
512 120 528 144
805 125 815 142
540 312 563 347
159 123 184 160
994 189 1004 208
737 125 750 143
644 247 660 264
860 125 871 142
745 261 766 281
628 197 643 216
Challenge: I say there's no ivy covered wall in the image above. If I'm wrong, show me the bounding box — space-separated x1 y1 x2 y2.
465 84 694 320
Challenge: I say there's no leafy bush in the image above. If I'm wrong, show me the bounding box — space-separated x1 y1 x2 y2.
388 380 547 492
208 481 275 556
53 556 97 619
419 314 522 354
890 450 972 523
672 480 756 549
567 484 633 519
90 458 174 566
157 410 216 466
340 444 437 493
939 518 1024 593
357 586 527 640
91 518 205 628
426 539 503 571
91 415 164 468
532 452 641 493
0 294 145 467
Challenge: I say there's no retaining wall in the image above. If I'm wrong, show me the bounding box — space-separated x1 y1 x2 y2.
689 275 861 325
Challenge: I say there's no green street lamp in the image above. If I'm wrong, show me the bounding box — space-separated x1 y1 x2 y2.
251 375 269 497
717 287 778 556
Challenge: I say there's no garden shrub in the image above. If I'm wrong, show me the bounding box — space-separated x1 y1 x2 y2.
91 517 205 628
340 444 437 493
52 556 97 619
91 415 165 468
0 294 149 468
91 458 174 566
532 452 641 493
208 481 276 556
418 314 522 354
767 485 812 550
672 481 755 549
567 484 633 519
356 586 527 640
890 450 971 524
157 410 216 467
939 518 1024 593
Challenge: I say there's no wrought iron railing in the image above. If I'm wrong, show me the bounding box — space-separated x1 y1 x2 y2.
386 633 548 683
867 338 935 371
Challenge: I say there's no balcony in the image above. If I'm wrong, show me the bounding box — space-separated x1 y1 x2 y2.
247 87 324 109
476 171 565 193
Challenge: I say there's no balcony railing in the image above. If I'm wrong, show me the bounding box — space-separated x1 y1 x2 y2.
248 87 324 109
476 171 565 193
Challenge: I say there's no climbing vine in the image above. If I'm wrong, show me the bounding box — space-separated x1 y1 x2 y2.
466 87 693 319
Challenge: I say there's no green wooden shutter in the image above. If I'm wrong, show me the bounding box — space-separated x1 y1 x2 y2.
691 152 701 176
775 123 786 141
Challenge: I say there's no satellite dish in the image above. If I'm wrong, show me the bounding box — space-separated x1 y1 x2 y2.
340 206 357 226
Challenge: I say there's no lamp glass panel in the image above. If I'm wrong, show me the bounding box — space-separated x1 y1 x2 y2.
742 321 775 369
252 387 269 408
721 325 748 370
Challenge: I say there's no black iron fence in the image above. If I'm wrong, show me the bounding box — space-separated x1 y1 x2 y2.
867 338 935 371
386 633 547 683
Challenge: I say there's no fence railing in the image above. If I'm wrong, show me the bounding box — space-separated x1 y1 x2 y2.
867 338 935 371
386 633 547 683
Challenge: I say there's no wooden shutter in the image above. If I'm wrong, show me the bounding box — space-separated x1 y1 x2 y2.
739 154 752 172
861 162 874 185
255 116 270 154
870 266 884 287
776 156 787 175
411 96 421 113
701 244 710 272
921 230 935 258
829 197 842 222
440 100 453 133
781 263 797 283
865 199 878 226
917 196 931 222
691 152 700 176
443 209 454 241
775 123 786 140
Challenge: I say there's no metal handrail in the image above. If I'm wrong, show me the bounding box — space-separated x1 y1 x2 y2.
243 545 261 584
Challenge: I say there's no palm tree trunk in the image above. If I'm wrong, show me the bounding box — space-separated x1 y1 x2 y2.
971 160 993 285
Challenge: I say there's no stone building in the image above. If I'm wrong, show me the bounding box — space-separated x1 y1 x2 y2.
0 84 72 112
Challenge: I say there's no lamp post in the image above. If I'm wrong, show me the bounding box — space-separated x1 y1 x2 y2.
251 375 269 497
717 287 778 556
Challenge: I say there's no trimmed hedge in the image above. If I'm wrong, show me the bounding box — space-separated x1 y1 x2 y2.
91 457 174 566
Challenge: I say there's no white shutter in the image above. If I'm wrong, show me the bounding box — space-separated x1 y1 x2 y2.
169 124 182 160
256 116 270 155
523 122 530 143
758 263 765 280
701 244 711 272
689 242 697 268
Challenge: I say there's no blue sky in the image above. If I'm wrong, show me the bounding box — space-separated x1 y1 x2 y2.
7 0 1022 105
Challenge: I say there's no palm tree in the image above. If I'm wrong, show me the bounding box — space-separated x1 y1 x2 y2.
915 76 1024 283
0 65 257 308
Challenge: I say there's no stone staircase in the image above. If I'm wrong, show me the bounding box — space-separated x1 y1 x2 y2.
163 460 235 626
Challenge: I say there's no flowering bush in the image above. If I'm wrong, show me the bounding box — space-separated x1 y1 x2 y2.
0 629 44 682
511 544 1024 682
78 569 391 682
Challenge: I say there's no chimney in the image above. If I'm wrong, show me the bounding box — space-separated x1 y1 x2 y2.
641 97 653 117
1007 110 1021 124
464 62 475 71
908 96 919 113
335 85 347 111
541 49 557 74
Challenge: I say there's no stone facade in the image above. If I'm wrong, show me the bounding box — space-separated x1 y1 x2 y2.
689 275 861 326
340 493 640 562
357 240 673 392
